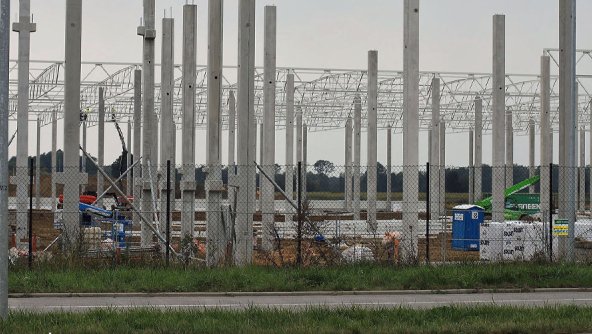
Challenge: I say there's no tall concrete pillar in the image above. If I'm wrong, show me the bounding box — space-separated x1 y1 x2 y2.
58 0 87 247
506 110 514 189
469 129 474 204
138 0 157 247
51 110 57 212
81 121 87 193
430 78 440 223
12 0 36 243
529 119 535 194
97 87 105 207
258 122 263 212
181 4 197 240
559 0 577 260
540 56 551 221
303 124 308 201
386 126 392 211
233 0 256 265
439 121 446 215
580 127 585 213
296 107 303 192
475 96 483 202
492 14 506 223
353 96 362 220
402 0 420 261
344 119 353 211
35 118 40 210
367 50 378 232
206 0 226 265
228 90 236 214
133 70 142 227
159 17 174 236
126 121 132 196
0 0 9 318
285 75 295 217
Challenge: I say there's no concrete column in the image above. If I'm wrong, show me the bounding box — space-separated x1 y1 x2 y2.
206 0 225 265
367 50 378 233
580 127 585 213
492 14 506 223
386 126 392 211
529 119 535 194
285 75 294 216
12 0 36 243
540 56 551 221
303 124 308 201
233 0 256 265
35 118 40 210
81 121 87 193
51 110 57 212
138 0 157 247
0 0 9 318
344 119 353 211
469 129 474 204
296 107 303 194
402 0 420 261
181 4 197 240
430 78 440 224
475 96 483 202
439 121 446 215
57 0 87 247
159 17 174 237
126 121 132 196
559 0 577 260
133 70 142 227
258 122 263 212
353 96 362 220
228 91 236 215
97 87 105 207
506 110 514 189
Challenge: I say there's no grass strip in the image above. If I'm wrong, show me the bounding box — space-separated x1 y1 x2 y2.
2 306 592 334
9 262 592 294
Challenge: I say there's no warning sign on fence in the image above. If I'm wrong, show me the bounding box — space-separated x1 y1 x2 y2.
553 219 569 237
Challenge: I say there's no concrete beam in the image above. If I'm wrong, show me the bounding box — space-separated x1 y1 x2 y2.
492 14 506 223
367 50 378 232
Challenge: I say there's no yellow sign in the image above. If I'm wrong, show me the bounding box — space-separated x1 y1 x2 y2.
553 221 569 237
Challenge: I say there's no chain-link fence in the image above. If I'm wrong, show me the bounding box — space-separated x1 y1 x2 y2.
6 159 592 268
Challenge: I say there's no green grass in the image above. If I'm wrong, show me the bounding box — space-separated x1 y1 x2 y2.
9 262 592 294
2 306 592 333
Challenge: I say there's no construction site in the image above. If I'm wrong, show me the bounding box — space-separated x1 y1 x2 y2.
1 0 591 268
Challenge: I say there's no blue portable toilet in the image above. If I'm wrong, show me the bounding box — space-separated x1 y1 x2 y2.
452 205 484 251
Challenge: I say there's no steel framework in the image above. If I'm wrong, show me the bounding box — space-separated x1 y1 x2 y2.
7 49 592 134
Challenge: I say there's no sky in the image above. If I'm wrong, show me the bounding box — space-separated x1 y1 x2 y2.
6 0 592 168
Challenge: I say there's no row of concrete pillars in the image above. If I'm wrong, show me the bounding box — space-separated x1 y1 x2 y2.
8 0 581 264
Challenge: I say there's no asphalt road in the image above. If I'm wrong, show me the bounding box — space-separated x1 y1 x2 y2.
9 291 592 312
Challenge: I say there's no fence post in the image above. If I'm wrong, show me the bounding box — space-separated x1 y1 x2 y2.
426 162 430 264
166 160 171 267
549 162 553 262
297 161 302 266
28 157 34 269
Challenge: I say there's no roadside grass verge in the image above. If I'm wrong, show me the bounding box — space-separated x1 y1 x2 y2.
9 262 592 294
2 306 592 334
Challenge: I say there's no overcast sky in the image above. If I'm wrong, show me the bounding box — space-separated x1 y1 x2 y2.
6 0 592 168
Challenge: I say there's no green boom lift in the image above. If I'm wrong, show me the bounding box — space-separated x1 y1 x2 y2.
475 175 541 220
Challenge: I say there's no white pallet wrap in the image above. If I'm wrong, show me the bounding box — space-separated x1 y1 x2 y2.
480 222 504 261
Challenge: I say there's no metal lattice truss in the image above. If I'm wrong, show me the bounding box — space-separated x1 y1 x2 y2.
7 49 592 134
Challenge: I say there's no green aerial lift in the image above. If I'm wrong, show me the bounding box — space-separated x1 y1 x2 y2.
475 175 541 220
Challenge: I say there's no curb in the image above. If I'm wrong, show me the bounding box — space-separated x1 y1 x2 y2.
9 288 592 299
